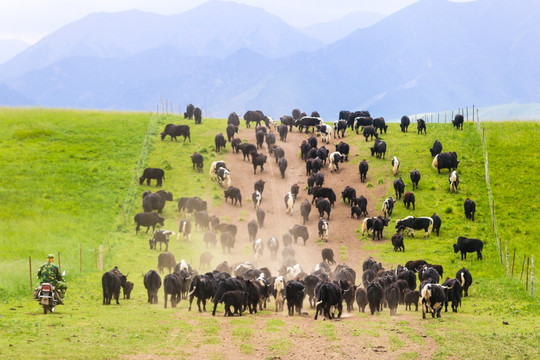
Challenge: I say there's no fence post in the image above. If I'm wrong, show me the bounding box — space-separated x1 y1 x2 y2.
521 255 526 280
526 257 530 291
511 249 516 278
472 105 475 122
100 245 104 271
505 240 509 277
29 256 33 290
532 255 534 297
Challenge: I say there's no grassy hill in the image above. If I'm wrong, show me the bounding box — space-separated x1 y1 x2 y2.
0 109 538 359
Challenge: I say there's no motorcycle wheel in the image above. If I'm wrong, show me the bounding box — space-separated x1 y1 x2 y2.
43 306 49 314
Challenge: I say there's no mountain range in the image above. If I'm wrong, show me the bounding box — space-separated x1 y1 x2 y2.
1 0 539 120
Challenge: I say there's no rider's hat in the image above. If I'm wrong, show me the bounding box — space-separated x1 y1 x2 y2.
47 254 55 259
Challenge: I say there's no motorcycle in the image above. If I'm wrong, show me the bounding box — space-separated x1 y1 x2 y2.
34 271 66 314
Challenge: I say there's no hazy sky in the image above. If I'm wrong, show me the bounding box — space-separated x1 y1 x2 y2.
0 0 473 44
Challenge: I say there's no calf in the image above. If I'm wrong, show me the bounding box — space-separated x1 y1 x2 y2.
316 197 331 221
212 278 247 316
255 129 265 149
273 146 285 163
394 177 406 200
456 267 473 297
134 212 165 234
449 171 459 193
453 237 483 260
403 192 415 210
151 229 175 251
381 197 395 217
266 132 276 148
318 218 329 242
215 133 227 152
252 190 262 210
300 199 311 225
139 168 165 187
209 160 227 179
432 152 459 173
290 224 309 245
194 210 210 231
359 159 369 182
464 198 476 220
122 281 134 299
144 270 162 304
219 290 245 316
417 118 426 134
410 169 421 190
391 156 400 175
396 216 434 238
391 233 405 252
281 115 295 131
403 289 420 311
224 187 242 206
431 213 442 236
355 287 368 313
252 153 267 174
430 140 442 157
361 217 375 236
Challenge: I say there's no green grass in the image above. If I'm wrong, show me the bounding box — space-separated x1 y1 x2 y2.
1 108 539 359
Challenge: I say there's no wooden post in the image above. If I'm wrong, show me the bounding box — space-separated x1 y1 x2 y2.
466 106 469 121
531 255 534 297
526 257 530 291
80 244 82 272
438 113 440 123
472 105 475 122
499 236 503 266
99 245 104 271
57 252 61 273
451 110 454 121
29 256 33 290
521 255 526 280
444 109 447 123
511 249 516 278
505 240 509 277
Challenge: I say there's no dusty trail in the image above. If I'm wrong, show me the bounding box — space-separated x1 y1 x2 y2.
140 125 439 360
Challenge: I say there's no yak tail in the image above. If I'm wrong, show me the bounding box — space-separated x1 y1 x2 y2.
188 284 197 297
432 155 438 169
460 273 465 287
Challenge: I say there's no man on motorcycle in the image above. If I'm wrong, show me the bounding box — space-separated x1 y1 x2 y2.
37 254 67 303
